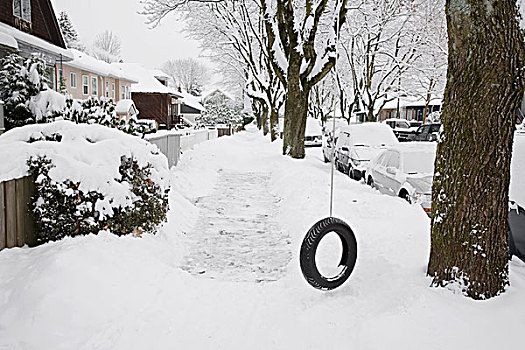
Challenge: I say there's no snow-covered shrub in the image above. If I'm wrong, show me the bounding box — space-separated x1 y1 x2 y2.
0 54 48 129
58 95 146 136
28 156 103 241
0 121 170 242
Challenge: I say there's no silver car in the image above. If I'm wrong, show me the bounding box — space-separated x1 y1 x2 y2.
365 143 436 214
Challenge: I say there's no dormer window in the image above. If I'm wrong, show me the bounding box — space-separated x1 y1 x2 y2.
13 0 32 23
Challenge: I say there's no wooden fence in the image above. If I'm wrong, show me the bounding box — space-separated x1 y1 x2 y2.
0 176 37 252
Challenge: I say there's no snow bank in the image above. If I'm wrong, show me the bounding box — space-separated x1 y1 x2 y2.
0 121 169 210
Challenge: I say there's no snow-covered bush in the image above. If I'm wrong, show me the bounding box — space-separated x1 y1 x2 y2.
0 54 48 129
58 95 146 136
0 121 170 242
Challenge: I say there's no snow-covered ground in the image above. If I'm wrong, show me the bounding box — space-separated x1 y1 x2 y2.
1 128 524 349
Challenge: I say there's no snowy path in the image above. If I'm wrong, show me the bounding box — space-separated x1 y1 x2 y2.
181 170 292 282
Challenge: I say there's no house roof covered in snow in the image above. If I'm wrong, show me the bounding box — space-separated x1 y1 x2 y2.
66 49 138 83
380 96 442 110
0 31 18 50
114 63 183 97
179 90 205 112
0 22 73 60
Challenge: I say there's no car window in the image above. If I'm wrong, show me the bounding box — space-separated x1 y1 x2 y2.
430 124 441 132
421 125 430 133
396 121 409 128
380 152 392 166
387 152 400 169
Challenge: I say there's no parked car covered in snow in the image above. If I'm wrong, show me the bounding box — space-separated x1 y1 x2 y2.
334 123 398 180
305 117 323 147
322 118 348 162
410 123 441 141
382 118 415 142
365 143 436 214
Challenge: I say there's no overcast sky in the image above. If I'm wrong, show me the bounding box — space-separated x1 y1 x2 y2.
50 0 204 70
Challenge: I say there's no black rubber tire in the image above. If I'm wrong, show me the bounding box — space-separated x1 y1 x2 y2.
367 176 374 188
300 217 358 291
324 154 329 163
399 190 411 203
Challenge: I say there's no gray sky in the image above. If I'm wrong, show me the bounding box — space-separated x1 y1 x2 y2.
50 0 203 69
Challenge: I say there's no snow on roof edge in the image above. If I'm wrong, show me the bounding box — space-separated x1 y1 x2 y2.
0 22 73 60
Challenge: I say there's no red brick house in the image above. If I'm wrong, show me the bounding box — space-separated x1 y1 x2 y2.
115 63 183 129
0 0 73 88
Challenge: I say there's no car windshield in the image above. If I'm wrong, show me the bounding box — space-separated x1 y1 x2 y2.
403 151 435 174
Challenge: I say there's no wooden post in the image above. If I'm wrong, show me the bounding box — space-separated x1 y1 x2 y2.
0 183 6 250
5 180 17 248
15 178 26 247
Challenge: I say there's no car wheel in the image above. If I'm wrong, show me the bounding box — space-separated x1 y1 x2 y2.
367 176 374 188
399 190 411 203
299 217 358 291
324 154 329 163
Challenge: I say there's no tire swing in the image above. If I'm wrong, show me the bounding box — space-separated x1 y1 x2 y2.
299 11 357 291
300 217 357 290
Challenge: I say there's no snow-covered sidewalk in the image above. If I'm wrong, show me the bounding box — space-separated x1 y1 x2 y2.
181 170 291 282
0 127 524 349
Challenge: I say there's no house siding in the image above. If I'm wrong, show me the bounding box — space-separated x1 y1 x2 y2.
58 64 133 102
132 93 181 129
0 0 66 49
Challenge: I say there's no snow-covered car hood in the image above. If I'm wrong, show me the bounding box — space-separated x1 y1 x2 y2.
406 174 433 194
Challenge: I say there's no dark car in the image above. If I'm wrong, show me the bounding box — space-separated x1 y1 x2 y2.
411 123 441 141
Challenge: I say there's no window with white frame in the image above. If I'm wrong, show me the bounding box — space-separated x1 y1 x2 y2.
13 0 31 23
105 81 109 98
91 76 98 96
126 86 131 99
70 72 77 88
82 75 88 95
112 83 115 99
121 86 125 100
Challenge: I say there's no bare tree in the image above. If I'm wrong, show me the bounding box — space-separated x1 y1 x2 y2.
427 0 525 300
91 30 122 63
161 58 209 96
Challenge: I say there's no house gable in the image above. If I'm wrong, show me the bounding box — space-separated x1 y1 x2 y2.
0 0 66 49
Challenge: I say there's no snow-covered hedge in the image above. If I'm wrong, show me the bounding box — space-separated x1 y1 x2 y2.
0 121 170 241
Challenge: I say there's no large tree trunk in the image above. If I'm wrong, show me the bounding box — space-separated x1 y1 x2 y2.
283 51 309 158
283 80 309 157
270 107 279 142
427 0 525 300
262 104 269 136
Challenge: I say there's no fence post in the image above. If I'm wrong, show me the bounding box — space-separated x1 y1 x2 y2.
5 180 16 248
0 182 5 250
0 100 5 135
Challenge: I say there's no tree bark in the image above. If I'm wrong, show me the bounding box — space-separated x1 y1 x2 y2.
283 48 309 158
270 107 279 142
427 0 525 300
262 103 269 136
